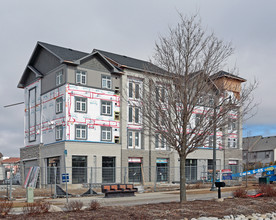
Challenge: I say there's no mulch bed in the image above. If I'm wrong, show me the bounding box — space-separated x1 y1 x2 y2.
4 197 276 219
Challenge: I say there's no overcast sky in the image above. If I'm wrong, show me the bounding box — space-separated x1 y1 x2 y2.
1 0 276 156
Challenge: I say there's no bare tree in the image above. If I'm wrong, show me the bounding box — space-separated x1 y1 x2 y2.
137 14 257 203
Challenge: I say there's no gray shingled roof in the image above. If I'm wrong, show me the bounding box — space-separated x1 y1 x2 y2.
211 70 246 82
93 49 166 74
38 42 89 62
243 136 276 151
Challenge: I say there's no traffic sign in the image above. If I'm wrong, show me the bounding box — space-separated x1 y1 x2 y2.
62 173 69 183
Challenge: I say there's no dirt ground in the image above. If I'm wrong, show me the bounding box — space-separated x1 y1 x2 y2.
4 197 276 220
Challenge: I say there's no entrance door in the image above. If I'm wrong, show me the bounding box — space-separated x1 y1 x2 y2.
102 157 116 183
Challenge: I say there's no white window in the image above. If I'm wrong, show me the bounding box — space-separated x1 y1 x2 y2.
208 135 214 147
135 108 140 123
128 131 133 148
155 133 167 150
56 70 63 86
156 86 166 102
102 75 111 89
128 81 141 99
75 97 87 112
128 107 133 122
228 138 237 148
195 114 202 127
56 97 63 114
76 125 87 139
129 82 133 98
128 107 140 124
56 125 63 140
128 130 141 149
228 118 237 131
101 101 112 116
76 70 86 84
101 127 112 141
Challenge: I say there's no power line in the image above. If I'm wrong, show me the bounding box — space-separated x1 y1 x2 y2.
3 102 24 108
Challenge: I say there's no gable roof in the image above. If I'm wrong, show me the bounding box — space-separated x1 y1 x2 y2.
243 136 276 152
211 70 246 82
2 157 20 164
38 42 89 62
93 49 166 74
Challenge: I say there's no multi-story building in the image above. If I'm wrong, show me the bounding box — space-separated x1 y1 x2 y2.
18 42 245 186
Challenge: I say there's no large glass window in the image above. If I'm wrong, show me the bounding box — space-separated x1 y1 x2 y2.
76 70 86 85
72 156 87 184
75 97 87 112
75 125 87 139
185 159 197 182
102 157 116 183
56 97 63 114
101 127 112 141
102 75 111 89
101 101 112 116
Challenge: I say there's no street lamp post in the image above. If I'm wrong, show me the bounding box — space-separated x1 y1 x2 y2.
210 104 218 191
210 95 231 191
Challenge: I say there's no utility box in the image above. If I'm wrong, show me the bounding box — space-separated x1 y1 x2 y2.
26 187 34 203
259 176 269 185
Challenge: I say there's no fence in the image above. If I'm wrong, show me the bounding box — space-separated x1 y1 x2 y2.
21 164 243 188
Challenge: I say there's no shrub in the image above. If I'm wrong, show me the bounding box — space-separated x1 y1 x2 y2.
89 200 100 211
257 184 276 197
0 200 13 217
233 188 248 198
22 201 51 215
65 200 83 212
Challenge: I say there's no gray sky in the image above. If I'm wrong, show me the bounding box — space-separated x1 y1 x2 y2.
1 0 275 156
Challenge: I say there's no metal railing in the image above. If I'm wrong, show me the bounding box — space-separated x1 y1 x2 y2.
20 164 243 188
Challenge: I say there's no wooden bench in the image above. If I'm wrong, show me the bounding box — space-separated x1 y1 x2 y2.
101 184 138 198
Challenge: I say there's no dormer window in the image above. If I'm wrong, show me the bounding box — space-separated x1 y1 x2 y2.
76 70 86 85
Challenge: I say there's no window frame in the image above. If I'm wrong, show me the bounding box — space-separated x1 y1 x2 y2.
75 97 87 113
101 126 112 142
76 70 87 85
228 138 237 148
75 124 87 140
101 100 112 116
128 130 141 149
155 133 167 150
102 75 112 89
56 70 63 86
56 125 63 141
56 97 63 114
128 106 133 123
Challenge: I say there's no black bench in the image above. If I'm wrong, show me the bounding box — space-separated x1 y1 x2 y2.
101 184 138 198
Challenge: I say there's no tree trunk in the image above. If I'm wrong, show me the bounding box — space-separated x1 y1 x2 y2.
180 155 187 203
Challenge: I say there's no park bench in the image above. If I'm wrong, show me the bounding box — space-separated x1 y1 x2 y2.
101 184 138 198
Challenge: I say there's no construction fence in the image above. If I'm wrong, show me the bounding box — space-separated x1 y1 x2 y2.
21 164 243 188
